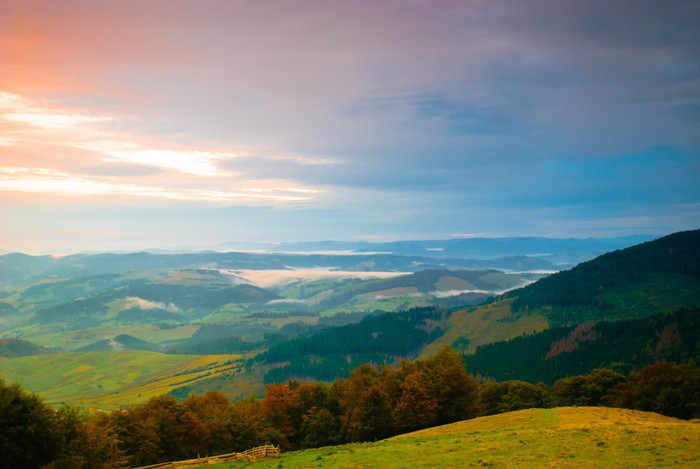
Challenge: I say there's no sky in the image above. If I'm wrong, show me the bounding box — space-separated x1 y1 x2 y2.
1 0 699 253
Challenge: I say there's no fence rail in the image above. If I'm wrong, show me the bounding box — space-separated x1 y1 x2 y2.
134 445 281 469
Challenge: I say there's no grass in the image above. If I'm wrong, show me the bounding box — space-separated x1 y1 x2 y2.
0 350 243 410
419 298 549 357
206 407 700 468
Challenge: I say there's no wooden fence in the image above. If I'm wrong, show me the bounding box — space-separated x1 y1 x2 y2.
134 445 280 469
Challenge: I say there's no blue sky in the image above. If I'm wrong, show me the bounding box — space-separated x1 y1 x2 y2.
1 0 698 253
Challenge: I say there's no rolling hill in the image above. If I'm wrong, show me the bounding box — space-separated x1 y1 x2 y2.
0 263 536 352
0 350 245 410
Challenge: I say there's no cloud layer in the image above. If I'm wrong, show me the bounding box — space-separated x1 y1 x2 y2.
1 0 698 252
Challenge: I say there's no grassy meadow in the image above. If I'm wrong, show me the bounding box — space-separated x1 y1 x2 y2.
0 350 243 410
208 407 699 468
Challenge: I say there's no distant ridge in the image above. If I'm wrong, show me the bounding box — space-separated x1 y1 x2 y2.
0 338 52 358
266 235 657 264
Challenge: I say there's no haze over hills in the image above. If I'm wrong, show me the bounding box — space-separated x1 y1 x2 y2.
0 240 547 354
246 229 700 389
258 234 657 265
0 230 697 406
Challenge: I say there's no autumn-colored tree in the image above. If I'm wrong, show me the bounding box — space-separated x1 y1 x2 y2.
105 408 159 467
634 362 700 419
393 372 437 432
182 391 232 455
335 363 380 440
226 396 270 451
48 406 126 469
349 383 394 441
426 346 478 424
262 383 297 449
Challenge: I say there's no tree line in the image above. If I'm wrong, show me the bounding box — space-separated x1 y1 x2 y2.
2 347 698 468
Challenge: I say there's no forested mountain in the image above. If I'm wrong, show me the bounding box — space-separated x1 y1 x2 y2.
506 229 700 325
422 229 700 385
465 306 700 384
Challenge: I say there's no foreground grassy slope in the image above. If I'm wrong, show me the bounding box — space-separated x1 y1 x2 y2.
209 407 699 468
0 350 243 410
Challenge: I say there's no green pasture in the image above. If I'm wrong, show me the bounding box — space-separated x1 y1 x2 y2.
0 350 243 409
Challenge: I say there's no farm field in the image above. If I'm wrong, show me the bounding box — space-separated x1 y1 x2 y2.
207 407 700 468
0 350 244 410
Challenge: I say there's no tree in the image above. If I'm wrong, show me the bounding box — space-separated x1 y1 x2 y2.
426 346 478 423
226 396 269 452
300 407 340 448
48 406 126 469
478 381 553 415
182 391 232 455
262 383 297 449
634 362 700 419
393 372 437 432
0 380 62 469
349 384 394 441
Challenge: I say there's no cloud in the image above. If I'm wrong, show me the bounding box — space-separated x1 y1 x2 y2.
219 268 409 288
0 167 314 202
127 297 179 313
266 299 309 306
1 0 698 251
0 92 322 202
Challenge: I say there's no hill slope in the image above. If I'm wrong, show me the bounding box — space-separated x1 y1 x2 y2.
464 306 700 384
206 407 699 468
508 228 700 325
0 338 52 358
424 229 700 357
0 350 244 410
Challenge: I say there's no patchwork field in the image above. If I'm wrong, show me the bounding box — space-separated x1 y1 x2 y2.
0 350 244 410
208 407 700 468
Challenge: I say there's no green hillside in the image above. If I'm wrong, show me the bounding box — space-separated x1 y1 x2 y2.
206 407 699 468
0 350 244 410
507 229 700 325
